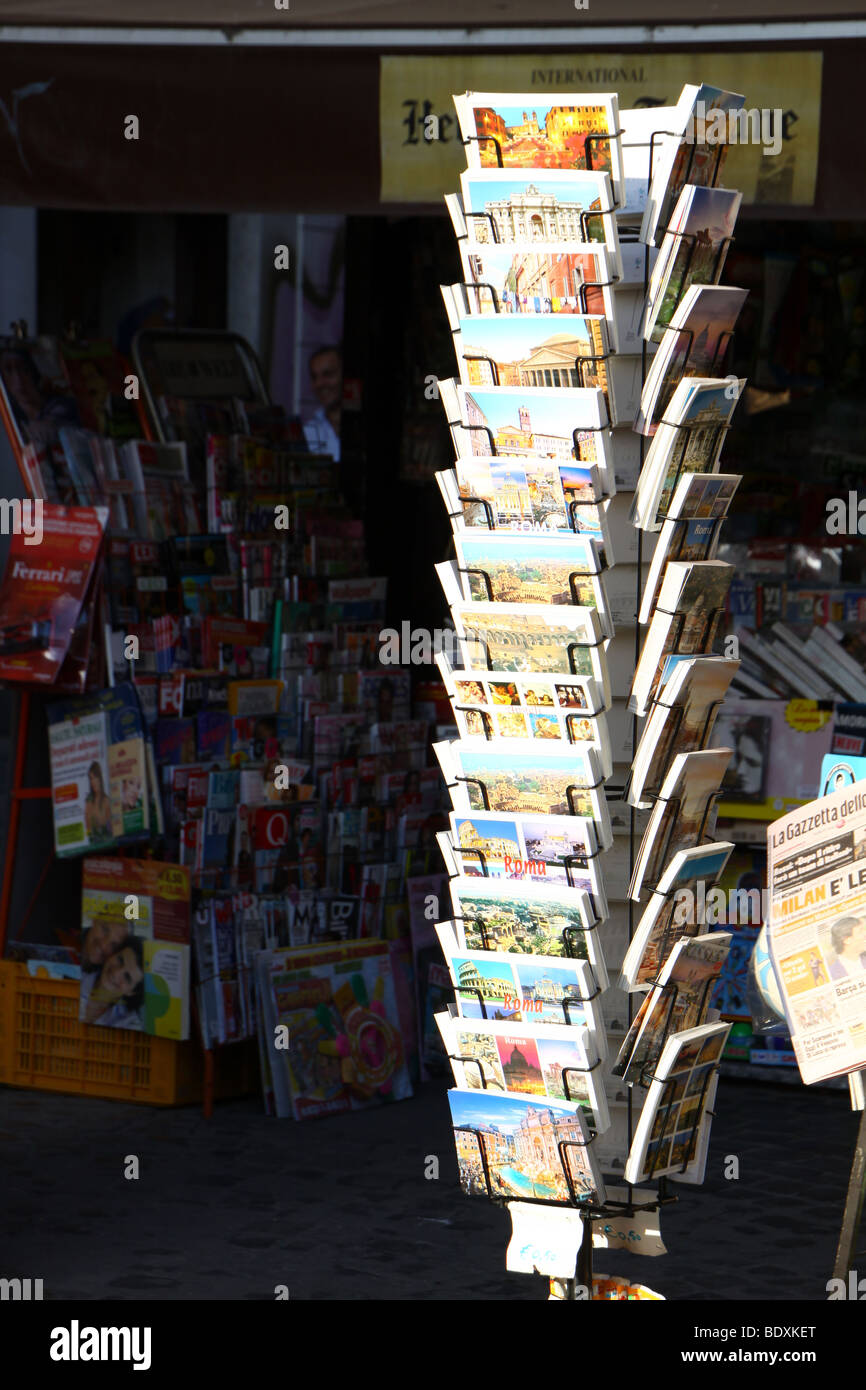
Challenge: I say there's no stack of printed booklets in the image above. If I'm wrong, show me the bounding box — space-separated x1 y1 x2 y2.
0 332 453 1115
431 84 753 1289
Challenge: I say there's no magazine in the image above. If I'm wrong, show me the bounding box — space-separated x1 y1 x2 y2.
640 83 745 246
458 240 617 343
628 655 740 809
612 933 731 1086
628 559 733 716
632 377 744 532
448 874 606 985
620 841 735 991
434 738 611 845
624 1021 730 1184
643 184 742 343
451 601 610 706
767 780 866 1084
448 1086 605 1205
820 703 866 794
436 651 611 777
713 697 836 820
0 503 108 686
457 102 623 229
79 857 191 1039
639 472 741 624
437 1011 609 1133
254 939 413 1118
447 808 607 914
635 286 748 438
629 747 733 900
0 333 81 452
438 379 614 496
47 682 150 856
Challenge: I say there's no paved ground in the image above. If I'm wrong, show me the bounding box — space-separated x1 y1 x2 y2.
0 1077 858 1301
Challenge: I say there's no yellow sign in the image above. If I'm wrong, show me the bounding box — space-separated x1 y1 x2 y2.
380 52 822 206
785 699 833 733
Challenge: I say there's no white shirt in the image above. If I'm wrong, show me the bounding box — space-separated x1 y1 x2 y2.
302 407 341 462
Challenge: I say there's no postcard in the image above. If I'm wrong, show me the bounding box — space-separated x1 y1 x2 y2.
436 931 602 1034
635 286 748 438
435 738 611 846
628 656 740 809
452 531 610 634
455 90 622 182
624 1021 730 1184
448 1086 606 1205
643 185 742 343
438 379 614 496
639 471 741 623
436 651 611 776
632 377 744 531
629 560 733 716
451 601 610 706
445 300 612 412
612 933 731 1086
640 83 745 246
620 842 734 991
437 1012 609 1132
459 240 618 345
448 809 607 915
629 748 733 901
448 874 605 982
445 454 609 544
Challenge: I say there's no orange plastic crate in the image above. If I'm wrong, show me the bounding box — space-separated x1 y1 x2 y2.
0 960 203 1104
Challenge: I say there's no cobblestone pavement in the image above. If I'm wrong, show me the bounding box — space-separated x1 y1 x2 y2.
0 1077 857 1301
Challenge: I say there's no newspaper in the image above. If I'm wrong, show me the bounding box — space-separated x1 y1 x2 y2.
767 782 866 1084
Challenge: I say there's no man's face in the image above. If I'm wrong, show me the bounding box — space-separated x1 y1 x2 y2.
309 350 342 411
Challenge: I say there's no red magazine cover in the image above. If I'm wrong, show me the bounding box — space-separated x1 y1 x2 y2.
0 503 108 684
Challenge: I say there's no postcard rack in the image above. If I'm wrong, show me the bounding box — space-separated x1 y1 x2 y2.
617 975 719 1090
653 232 735 316
436 100 745 1300
643 1061 721 1181
451 910 602 960
638 789 726 893
622 693 726 806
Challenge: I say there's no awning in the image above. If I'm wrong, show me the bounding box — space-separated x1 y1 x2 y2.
0 20 862 215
